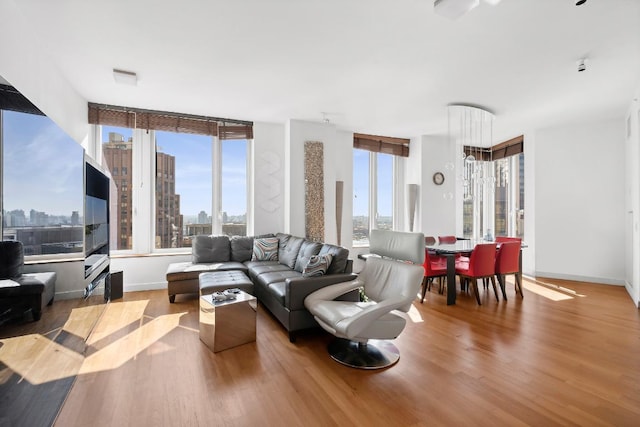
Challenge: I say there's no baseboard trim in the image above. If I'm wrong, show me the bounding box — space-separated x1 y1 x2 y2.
534 271 625 286
55 289 92 300
123 281 167 293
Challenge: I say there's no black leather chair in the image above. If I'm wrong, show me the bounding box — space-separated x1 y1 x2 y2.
0 241 56 321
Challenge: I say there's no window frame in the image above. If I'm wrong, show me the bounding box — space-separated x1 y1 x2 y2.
92 125 252 255
352 149 399 248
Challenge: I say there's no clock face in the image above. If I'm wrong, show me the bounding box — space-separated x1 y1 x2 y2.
433 172 445 185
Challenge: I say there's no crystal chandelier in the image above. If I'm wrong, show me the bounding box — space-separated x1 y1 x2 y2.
448 104 495 240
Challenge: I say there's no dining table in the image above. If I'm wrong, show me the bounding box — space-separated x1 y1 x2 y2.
426 239 525 305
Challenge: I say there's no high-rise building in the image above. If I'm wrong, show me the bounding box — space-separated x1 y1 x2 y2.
103 135 133 250
198 210 208 224
103 132 183 249
156 150 183 248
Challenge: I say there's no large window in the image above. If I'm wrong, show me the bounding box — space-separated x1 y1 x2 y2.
494 153 524 238
89 103 252 252
155 130 212 249
2 110 83 256
352 149 394 247
221 139 247 236
462 152 524 239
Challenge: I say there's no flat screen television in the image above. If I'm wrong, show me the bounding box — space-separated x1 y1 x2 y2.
84 156 110 279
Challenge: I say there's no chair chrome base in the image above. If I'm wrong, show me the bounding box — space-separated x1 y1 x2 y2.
328 338 400 369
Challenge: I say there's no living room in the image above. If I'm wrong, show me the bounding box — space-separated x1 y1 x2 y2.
1 1 640 425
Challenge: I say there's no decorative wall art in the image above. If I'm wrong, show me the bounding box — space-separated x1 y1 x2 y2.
304 141 325 242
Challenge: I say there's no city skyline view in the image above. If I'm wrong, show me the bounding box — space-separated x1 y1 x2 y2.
3 110 83 216
103 126 248 218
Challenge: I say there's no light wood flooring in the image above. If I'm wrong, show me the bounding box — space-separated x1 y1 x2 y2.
6 277 640 426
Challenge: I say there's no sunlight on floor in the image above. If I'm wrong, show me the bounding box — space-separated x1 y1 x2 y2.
522 277 584 301
87 300 149 346
0 300 187 384
407 303 424 323
0 334 84 385
79 311 186 375
63 304 106 341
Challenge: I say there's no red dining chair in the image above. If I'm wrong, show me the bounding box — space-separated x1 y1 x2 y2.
421 249 447 302
495 241 523 300
438 235 457 244
455 243 498 305
496 236 522 244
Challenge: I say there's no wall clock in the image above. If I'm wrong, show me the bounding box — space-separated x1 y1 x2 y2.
433 172 445 185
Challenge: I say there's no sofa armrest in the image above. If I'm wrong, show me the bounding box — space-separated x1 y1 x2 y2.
285 273 357 311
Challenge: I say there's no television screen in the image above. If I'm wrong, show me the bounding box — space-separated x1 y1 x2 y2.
84 157 110 279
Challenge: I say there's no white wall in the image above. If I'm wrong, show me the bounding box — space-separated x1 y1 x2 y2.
252 121 286 235
110 254 191 294
0 1 87 145
286 119 344 242
417 135 457 238
533 119 626 285
624 92 640 306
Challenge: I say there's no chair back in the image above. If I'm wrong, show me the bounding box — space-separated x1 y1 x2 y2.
425 236 436 246
438 235 456 244
496 236 522 244
0 240 24 279
361 257 425 313
370 229 425 265
467 243 497 277
495 241 520 275
423 249 443 276
365 230 426 312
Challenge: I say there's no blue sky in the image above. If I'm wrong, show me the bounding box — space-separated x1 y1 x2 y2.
353 149 393 217
3 111 83 216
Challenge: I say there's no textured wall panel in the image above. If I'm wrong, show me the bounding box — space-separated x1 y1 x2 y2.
304 142 324 242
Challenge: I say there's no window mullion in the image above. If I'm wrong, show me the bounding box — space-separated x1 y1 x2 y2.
212 136 222 235
369 152 377 233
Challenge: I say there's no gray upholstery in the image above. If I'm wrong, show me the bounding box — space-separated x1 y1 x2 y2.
230 236 254 262
167 232 356 342
192 235 231 263
305 231 425 345
294 241 322 272
318 244 349 275
199 271 254 296
0 241 56 321
248 263 292 280
0 241 24 278
255 270 302 289
279 235 304 269
369 229 425 265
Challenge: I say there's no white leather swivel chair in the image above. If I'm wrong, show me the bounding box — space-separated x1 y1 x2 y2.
304 230 425 369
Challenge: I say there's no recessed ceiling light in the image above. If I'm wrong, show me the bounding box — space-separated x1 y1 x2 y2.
113 69 137 86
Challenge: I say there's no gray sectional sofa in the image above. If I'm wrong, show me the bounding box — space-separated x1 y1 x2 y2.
166 233 357 341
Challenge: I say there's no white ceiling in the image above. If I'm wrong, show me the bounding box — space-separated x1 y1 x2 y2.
8 0 640 142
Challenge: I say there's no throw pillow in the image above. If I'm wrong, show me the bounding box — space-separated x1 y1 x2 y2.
251 237 279 261
302 254 333 278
